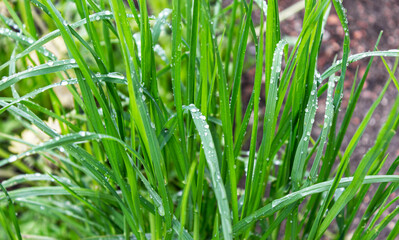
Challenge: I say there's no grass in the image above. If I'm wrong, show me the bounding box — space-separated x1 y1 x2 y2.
0 0 399 239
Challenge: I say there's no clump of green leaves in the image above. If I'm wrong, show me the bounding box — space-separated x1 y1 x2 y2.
1 0 399 239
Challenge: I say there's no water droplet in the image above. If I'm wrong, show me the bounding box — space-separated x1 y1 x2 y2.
158 205 165 216
9 155 17 162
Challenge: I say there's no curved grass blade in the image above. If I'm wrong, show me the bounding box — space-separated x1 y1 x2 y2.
320 50 399 82
0 28 55 59
233 175 399 236
0 59 78 91
1 174 75 188
0 131 149 174
0 72 127 115
19 198 106 232
0 186 118 205
185 104 232 240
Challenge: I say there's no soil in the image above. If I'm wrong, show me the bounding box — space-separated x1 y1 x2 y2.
240 0 399 238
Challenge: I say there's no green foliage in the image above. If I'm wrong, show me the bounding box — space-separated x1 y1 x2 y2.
0 0 399 239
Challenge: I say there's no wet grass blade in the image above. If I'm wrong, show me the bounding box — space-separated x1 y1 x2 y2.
0 184 22 240
233 175 399 236
187 104 232 240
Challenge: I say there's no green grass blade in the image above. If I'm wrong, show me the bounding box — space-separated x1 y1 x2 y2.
233 175 399 236
186 104 232 240
0 184 22 240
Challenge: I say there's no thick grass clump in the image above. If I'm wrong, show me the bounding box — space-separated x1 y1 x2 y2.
1 0 399 239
